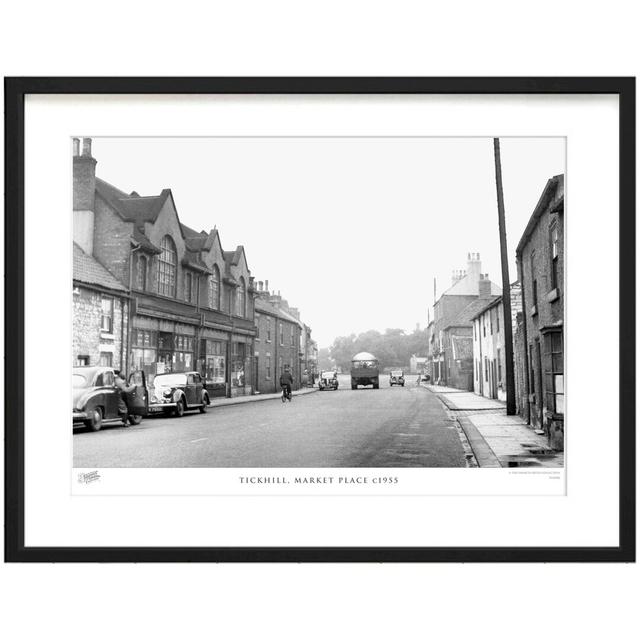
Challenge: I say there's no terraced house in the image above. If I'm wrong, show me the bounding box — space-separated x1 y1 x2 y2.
72 138 256 398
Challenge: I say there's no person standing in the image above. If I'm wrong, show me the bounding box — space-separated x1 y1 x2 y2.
114 370 136 420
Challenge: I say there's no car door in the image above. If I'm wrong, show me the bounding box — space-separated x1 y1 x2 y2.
193 373 204 404
185 374 198 406
97 370 119 419
127 371 149 416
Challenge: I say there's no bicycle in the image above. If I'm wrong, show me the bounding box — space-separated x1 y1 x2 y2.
281 384 292 402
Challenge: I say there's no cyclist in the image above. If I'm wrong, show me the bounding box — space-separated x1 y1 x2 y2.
279 366 294 401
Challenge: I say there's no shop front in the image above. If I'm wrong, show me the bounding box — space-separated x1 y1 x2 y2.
130 317 196 385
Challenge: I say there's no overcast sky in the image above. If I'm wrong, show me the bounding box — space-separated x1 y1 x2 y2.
89 137 565 348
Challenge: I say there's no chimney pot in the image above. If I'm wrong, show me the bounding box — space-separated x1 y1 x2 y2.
73 138 80 156
82 138 92 157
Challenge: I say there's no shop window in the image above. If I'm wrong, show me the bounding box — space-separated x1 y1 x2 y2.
232 342 246 386
543 330 564 414
209 265 220 310
100 296 114 333
157 235 177 297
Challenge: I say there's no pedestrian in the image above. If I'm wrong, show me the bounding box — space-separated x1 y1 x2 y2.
114 369 136 420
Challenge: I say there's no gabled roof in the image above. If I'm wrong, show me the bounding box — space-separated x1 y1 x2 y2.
516 174 564 256
444 295 501 329
95 178 171 224
73 243 127 292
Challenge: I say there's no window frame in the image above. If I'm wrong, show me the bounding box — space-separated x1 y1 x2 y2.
157 235 177 298
100 296 114 333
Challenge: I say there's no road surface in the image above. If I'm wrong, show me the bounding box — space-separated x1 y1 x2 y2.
74 374 467 467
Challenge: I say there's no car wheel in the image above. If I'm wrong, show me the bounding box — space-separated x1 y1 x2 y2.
128 414 142 426
351 383 357 390
87 408 102 432
174 398 186 417
199 394 209 413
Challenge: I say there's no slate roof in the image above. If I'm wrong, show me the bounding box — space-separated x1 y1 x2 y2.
132 227 161 254
255 296 299 324
444 295 501 330
73 242 127 292
469 295 503 321
95 178 170 224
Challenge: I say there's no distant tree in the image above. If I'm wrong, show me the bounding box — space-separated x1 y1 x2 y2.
328 326 428 370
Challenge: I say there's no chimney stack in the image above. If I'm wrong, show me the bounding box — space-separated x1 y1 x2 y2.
73 137 97 255
467 251 482 285
478 274 492 298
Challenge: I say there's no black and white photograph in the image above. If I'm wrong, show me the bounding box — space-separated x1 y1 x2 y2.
71 136 565 477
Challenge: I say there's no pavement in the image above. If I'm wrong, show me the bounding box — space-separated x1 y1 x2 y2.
423 384 564 468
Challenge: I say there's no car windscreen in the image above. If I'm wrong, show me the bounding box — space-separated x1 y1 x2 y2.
153 374 187 386
352 360 378 369
321 372 335 379
391 371 403 376
72 374 89 387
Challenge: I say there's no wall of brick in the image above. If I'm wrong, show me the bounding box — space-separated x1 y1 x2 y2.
72 286 128 370
254 310 301 393
93 197 133 286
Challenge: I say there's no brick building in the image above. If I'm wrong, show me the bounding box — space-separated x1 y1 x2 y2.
253 282 303 393
515 174 564 450
428 253 501 389
72 138 256 397
72 242 129 369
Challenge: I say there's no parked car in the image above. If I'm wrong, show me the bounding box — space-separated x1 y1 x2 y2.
318 371 339 391
389 369 405 386
72 366 148 432
148 371 210 417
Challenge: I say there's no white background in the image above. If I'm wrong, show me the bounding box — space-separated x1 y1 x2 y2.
1 2 638 640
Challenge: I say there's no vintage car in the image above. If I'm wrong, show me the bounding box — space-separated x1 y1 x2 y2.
318 371 339 391
389 369 405 386
148 371 210 416
72 366 148 432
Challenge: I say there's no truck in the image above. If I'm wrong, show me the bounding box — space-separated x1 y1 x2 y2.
350 352 380 389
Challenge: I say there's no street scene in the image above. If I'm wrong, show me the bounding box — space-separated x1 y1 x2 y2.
72 137 565 470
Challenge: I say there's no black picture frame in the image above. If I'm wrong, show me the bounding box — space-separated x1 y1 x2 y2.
4 77 635 563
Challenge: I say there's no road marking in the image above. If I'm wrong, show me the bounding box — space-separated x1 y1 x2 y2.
190 438 208 443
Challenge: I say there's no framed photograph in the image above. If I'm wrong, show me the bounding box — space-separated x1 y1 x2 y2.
4 77 635 562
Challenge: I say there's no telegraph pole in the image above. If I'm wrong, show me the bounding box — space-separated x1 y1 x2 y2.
493 138 516 415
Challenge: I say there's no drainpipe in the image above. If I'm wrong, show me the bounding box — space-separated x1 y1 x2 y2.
127 244 141 375
478 319 483 396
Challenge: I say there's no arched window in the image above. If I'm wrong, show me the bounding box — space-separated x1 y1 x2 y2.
209 265 220 310
157 235 177 297
184 272 192 303
135 254 148 291
236 277 246 317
